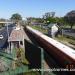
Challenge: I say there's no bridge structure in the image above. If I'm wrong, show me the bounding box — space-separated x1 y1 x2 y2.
0 24 75 75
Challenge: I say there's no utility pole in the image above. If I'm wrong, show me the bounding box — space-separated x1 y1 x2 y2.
6 20 9 39
6 20 10 53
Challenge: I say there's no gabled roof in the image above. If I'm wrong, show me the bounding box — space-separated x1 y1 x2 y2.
8 26 25 41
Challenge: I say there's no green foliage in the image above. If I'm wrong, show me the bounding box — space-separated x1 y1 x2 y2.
26 17 44 25
0 24 5 28
55 17 64 24
43 14 65 26
43 12 56 24
0 18 6 28
45 17 56 24
64 10 75 29
44 17 64 26
10 13 22 22
43 12 55 19
31 26 48 34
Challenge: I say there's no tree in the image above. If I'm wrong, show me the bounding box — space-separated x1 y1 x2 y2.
26 17 44 25
45 17 56 24
10 13 22 23
43 12 55 19
26 17 36 25
64 10 75 29
43 12 55 24
55 17 64 26
35 18 44 23
0 18 6 28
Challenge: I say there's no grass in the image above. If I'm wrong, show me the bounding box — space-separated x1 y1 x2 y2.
55 35 75 49
56 35 75 44
63 25 75 29
30 25 48 34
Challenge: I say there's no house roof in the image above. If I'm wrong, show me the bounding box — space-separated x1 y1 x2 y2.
8 26 25 41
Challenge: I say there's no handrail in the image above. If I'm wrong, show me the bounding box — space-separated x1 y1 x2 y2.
26 26 75 66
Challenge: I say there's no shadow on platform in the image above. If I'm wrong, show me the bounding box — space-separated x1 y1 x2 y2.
25 39 41 69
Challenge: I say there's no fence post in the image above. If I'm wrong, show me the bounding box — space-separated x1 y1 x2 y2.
41 47 44 75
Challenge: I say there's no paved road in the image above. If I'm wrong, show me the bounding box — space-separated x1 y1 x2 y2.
0 24 15 49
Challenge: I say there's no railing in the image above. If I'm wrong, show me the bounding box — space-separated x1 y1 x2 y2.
26 26 75 68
